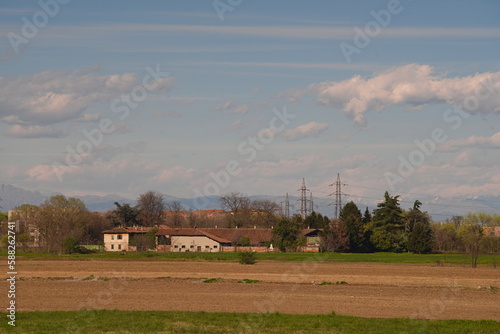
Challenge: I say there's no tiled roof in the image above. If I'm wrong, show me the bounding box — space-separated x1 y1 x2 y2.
202 228 273 245
301 228 323 236
102 226 153 234
156 228 232 243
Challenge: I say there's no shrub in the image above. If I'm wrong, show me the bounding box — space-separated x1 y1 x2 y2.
238 250 257 265
62 237 79 254
203 278 220 283
238 279 259 283
237 236 251 246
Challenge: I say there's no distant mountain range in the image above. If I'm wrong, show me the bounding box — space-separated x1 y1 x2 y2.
1 184 498 221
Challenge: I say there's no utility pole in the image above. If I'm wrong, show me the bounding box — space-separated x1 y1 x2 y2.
298 178 309 220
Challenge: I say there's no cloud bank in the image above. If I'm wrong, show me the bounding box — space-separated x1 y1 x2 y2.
304 64 500 125
0 66 175 137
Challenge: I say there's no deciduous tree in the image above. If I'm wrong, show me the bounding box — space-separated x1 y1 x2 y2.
137 191 166 226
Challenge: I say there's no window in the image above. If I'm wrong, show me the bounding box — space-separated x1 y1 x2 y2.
213 245 218 249
190 245 194 248
111 244 114 250
118 244 121 250
181 245 186 248
205 245 210 249
174 245 178 248
111 235 114 240
117 235 123 240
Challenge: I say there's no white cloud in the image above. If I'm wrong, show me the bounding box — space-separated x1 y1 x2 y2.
452 150 492 167
211 100 250 114
439 132 500 152
231 105 250 114
0 66 175 137
281 122 329 141
3 125 65 138
211 100 234 111
305 64 500 125
75 113 101 122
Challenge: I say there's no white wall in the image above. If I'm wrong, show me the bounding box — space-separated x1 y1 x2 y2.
171 235 220 252
103 233 129 251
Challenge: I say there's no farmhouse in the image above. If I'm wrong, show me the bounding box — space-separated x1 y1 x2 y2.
102 226 320 252
156 228 231 252
483 226 500 237
102 226 155 251
298 229 323 252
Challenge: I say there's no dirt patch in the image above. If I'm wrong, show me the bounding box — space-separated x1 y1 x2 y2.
2 260 499 320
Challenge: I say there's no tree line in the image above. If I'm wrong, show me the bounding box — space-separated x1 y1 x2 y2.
1 189 499 262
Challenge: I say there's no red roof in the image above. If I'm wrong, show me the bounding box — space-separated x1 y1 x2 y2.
156 228 232 243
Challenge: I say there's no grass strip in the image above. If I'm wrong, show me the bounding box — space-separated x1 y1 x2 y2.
1 310 499 334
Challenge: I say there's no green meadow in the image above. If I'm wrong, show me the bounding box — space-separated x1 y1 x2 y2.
1 310 499 334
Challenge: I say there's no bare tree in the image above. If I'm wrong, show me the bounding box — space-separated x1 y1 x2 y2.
219 192 251 227
251 199 280 227
137 191 165 227
219 192 250 213
165 201 185 227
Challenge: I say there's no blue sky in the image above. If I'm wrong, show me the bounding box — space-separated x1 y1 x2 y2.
0 0 499 213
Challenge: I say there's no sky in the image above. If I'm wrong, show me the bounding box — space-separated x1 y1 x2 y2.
0 0 499 214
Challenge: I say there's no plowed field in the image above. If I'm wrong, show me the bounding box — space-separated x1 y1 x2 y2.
2 260 499 320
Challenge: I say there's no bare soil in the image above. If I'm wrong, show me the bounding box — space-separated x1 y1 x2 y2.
2 260 499 320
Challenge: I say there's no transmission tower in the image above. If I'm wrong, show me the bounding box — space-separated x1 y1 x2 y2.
281 192 292 218
298 178 309 219
309 192 314 214
329 173 345 220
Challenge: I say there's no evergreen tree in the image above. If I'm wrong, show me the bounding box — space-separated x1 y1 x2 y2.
407 222 433 254
361 207 374 252
339 201 366 252
272 216 302 252
406 200 433 254
369 191 405 252
304 211 329 229
362 207 372 225
108 202 140 227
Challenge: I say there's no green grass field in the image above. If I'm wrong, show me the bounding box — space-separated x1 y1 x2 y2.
3 250 499 266
1 310 499 334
